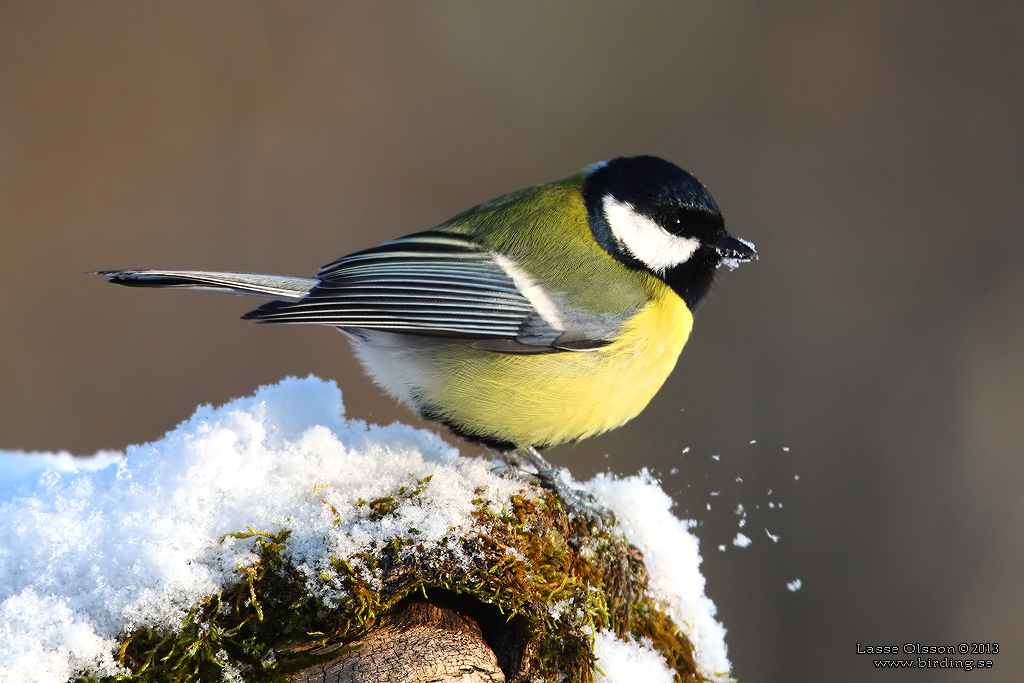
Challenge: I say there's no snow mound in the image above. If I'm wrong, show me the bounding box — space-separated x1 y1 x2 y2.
0 376 729 682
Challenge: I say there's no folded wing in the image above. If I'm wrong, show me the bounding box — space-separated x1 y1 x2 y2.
244 232 553 343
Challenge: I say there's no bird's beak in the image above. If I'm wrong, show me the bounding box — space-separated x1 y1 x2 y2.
714 233 757 265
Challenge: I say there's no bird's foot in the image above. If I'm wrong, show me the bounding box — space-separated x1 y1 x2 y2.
490 464 542 487
503 446 617 527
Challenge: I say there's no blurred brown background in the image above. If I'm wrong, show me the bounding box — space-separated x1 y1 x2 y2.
2 1 1022 680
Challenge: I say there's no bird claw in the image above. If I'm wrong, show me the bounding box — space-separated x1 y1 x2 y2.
497 447 617 527
542 475 618 527
490 464 542 486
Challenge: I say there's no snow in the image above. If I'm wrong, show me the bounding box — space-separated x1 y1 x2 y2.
0 451 122 491
0 376 730 683
732 532 752 548
593 631 674 683
588 470 732 679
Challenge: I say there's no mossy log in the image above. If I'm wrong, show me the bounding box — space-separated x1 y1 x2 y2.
85 481 706 683
289 599 504 682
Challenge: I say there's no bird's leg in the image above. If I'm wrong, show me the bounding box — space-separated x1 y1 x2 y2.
491 449 543 486
499 449 527 470
506 446 617 526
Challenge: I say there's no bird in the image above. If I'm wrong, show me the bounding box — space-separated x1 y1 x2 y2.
96 155 755 523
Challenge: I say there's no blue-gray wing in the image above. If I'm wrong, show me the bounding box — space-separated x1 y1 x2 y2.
244 232 607 352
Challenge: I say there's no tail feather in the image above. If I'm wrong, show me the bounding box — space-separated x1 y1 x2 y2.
93 270 317 301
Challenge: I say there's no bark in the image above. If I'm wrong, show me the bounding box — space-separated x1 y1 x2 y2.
291 600 507 683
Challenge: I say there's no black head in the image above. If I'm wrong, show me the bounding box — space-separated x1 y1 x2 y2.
582 155 755 309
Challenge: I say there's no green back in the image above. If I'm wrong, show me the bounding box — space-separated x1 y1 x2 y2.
434 173 657 316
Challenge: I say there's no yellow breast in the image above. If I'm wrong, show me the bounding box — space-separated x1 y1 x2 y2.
417 284 693 448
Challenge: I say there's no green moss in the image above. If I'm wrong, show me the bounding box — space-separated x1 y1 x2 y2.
78 475 712 683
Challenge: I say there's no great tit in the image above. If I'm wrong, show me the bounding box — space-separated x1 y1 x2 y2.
98 155 755 522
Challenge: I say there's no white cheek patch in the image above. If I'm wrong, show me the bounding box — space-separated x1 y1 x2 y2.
602 196 701 274
492 254 565 331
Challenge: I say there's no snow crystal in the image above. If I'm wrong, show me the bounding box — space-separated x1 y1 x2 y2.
0 376 730 683
732 533 752 548
593 631 674 683
786 579 803 592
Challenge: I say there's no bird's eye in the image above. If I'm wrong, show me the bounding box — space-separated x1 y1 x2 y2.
602 196 701 274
